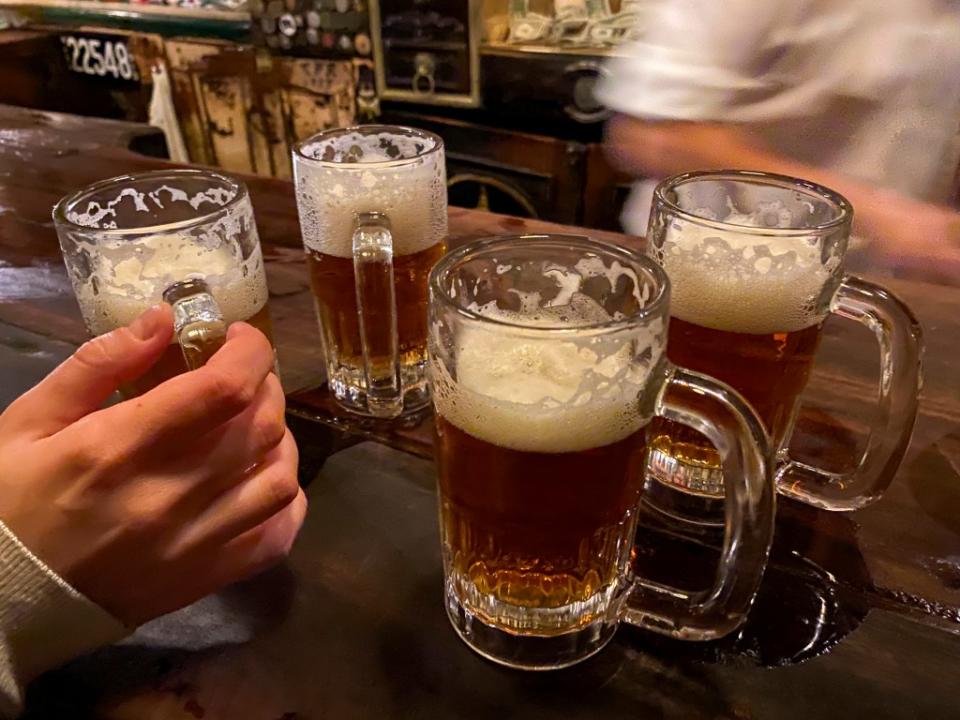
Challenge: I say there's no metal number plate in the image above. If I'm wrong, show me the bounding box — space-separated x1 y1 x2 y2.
60 34 141 83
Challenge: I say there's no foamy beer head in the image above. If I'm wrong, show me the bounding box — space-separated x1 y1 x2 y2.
429 236 670 452
648 171 853 335
294 125 447 257
74 233 267 336
432 304 660 454
53 169 268 337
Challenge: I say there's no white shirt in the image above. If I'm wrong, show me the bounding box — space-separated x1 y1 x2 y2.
596 0 960 233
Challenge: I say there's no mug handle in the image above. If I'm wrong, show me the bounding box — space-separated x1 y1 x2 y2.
352 211 403 418
625 366 775 640
777 275 923 511
164 278 228 371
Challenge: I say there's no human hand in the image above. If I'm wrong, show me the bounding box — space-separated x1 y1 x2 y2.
857 194 960 285
0 305 306 626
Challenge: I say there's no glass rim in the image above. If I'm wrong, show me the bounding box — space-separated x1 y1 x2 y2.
52 168 249 239
292 124 444 170
653 169 854 236
429 234 671 334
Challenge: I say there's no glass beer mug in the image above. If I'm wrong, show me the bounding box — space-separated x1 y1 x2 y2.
53 169 274 394
644 170 923 522
428 235 776 669
293 125 447 419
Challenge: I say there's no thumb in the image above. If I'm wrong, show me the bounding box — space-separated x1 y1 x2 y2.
9 304 174 437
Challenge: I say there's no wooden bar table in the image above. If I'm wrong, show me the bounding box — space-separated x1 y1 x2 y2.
1 105 959 719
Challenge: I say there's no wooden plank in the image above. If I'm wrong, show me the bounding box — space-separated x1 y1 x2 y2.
164 38 234 164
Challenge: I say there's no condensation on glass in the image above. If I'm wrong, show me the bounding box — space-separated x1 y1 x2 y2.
53 169 273 395
427 234 776 669
644 170 923 523
293 125 447 419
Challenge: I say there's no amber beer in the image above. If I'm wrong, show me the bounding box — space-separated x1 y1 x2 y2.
649 321 822 494
646 222 835 497
430 233 781 669
432 316 651 630
74 233 273 397
306 241 445 387
654 317 822 473
436 415 647 615
294 125 447 416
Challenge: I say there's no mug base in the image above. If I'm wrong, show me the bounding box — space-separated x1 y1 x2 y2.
329 376 431 419
444 582 618 670
642 447 727 527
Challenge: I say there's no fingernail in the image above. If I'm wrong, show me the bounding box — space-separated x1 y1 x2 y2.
226 321 252 340
129 305 164 340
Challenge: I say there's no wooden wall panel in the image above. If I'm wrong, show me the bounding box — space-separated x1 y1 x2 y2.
165 38 234 165
196 75 255 173
163 44 358 178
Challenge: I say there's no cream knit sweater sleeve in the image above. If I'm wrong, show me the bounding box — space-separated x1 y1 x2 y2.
0 522 127 718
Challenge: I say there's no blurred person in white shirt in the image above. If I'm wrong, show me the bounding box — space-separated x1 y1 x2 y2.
597 0 960 282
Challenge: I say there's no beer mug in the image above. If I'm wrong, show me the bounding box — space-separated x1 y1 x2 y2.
293 125 447 419
428 235 775 669
53 169 274 396
644 170 922 522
